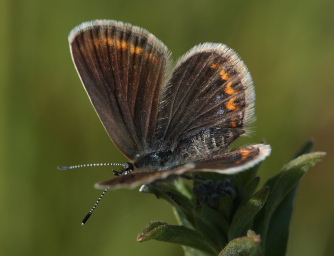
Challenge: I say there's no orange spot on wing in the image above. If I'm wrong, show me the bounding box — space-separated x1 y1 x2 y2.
115 39 128 50
240 149 251 160
225 82 237 95
130 44 143 55
135 47 143 55
230 118 238 128
220 69 230 80
114 39 120 49
121 40 127 50
211 63 220 70
144 52 159 63
236 149 252 163
100 37 114 46
226 97 240 111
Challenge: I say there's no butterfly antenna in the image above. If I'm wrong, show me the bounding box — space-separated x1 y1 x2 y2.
58 163 125 170
82 187 109 226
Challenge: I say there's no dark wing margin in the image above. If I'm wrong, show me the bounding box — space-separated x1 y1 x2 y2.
156 43 254 150
95 144 270 190
69 20 171 159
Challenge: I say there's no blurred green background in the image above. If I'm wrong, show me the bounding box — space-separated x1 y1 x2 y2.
1 0 333 255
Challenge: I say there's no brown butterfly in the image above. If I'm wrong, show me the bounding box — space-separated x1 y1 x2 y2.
66 20 271 192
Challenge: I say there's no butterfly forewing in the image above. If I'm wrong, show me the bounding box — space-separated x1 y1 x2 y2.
69 20 171 159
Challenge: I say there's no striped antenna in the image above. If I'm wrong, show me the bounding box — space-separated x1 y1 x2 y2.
58 163 125 170
82 187 109 225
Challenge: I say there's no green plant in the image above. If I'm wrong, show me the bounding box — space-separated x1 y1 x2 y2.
137 141 325 256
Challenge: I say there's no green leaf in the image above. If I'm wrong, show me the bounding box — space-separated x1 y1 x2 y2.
199 204 229 235
282 151 325 172
244 177 260 196
292 140 314 159
262 142 317 191
174 178 194 200
219 230 263 256
173 207 195 229
194 205 228 249
254 151 326 254
240 176 261 204
233 164 263 213
228 186 270 240
149 185 196 227
183 246 213 256
264 184 297 256
218 193 234 222
237 164 261 186
137 221 217 255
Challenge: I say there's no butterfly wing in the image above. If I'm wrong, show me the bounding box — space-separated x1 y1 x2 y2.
156 43 254 153
69 20 171 159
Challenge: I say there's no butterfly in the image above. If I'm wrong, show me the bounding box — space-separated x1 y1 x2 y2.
68 20 271 192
